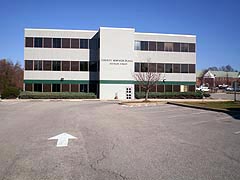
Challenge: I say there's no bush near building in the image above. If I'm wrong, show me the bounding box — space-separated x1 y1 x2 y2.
1 87 20 99
19 91 97 99
135 91 208 99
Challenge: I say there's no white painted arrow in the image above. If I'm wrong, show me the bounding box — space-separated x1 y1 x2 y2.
48 133 77 147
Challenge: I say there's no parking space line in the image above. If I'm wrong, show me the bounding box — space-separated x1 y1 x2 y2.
192 121 209 125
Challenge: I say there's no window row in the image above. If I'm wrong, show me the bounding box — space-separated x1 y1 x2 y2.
135 84 195 93
135 63 195 73
134 41 195 52
25 37 99 49
25 83 98 94
25 60 99 72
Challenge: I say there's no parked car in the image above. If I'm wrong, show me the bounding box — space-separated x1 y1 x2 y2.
226 87 240 91
196 86 210 92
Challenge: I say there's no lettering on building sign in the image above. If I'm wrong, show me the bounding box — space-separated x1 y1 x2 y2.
101 59 133 65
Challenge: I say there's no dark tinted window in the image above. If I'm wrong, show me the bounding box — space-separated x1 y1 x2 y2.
71 84 79 92
43 61 51 71
34 38 42 48
140 41 148 51
150 85 156 92
44 38 52 48
157 85 164 92
165 85 172 92
157 63 164 72
173 85 180 92
80 84 88 92
34 84 42 92
189 85 195 92
173 64 180 73
71 39 79 48
141 63 148 72
62 84 70 92
157 42 164 51
135 63 140 72
189 64 195 73
53 38 61 48
165 64 173 73
89 84 97 94
80 39 89 49
52 84 60 92
25 60 33 70
181 43 189 52
164 42 173 51
25 37 33 47
90 39 98 49
71 61 79 71
52 61 61 71
80 61 88 71
89 61 98 72
43 84 51 92
34 60 42 70
181 64 189 73
149 41 156 51
134 84 140 92
189 43 196 52
62 38 70 48
149 63 156 72
25 84 32 91
62 61 70 71
173 43 180 52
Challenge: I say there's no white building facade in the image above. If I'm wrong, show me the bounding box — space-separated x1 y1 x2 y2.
24 27 196 99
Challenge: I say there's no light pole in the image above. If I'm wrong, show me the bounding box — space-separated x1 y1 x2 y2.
163 78 166 98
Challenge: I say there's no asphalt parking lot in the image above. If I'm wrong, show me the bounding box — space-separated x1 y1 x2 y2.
0 100 240 180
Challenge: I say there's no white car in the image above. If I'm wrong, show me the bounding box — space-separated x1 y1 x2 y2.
196 86 210 92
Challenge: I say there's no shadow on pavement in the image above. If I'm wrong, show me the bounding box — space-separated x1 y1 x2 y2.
226 109 240 120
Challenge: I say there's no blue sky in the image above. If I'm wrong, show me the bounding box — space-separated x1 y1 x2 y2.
0 0 239 71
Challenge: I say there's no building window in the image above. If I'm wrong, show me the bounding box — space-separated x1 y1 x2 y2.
173 85 180 92
134 41 141 50
89 61 98 72
80 61 88 71
164 42 173 51
80 84 88 92
157 42 164 51
43 84 51 92
34 38 43 48
62 38 70 48
149 63 156 72
181 43 189 52
62 61 70 71
181 64 189 73
173 64 180 73
173 43 180 52
62 84 69 92
52 61 61 71
150 85 156 92
44 38 52 48
25 37 33 47
165 64 173 73
71 61 79 71
71 39 79 48
189 64 195 73
25 84 32 91
25 60 33 70
140 41 148 51
80 39 89 49
135 63 140 72
89 84 97 94
71 84 79 92
157 85 164 92
52 84 60 92
188 85 195 92
43 61 52 71
149 41 156 51
53 38 61 48
189 43 196 52
90 39 98 49
34 84 42 92
165 85 172 92
34 60 42 70
157 63 164 73
141 63 148 72
134 84 140 92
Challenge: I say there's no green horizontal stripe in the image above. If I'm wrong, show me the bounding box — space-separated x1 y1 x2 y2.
24 79 195 85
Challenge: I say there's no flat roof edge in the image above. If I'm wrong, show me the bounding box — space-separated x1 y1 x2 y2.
24 28 98 33
135 32 196 37
99 27 135 31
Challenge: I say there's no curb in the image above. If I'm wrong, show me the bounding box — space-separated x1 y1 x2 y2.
167 102 239 114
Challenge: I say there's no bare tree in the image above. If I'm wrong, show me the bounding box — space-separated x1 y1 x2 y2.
134 69 161 101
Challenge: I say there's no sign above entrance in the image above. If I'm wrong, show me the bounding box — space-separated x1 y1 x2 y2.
101 59 133 66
